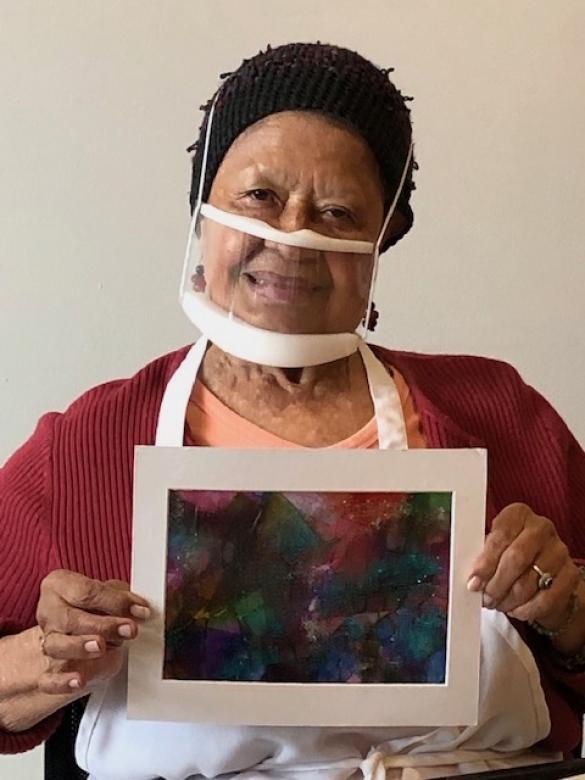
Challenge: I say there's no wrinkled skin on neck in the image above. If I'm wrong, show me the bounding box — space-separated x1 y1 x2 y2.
200 343 375 446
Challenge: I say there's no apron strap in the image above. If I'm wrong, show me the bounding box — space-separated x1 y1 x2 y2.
358 342 408 450
155 337 209 447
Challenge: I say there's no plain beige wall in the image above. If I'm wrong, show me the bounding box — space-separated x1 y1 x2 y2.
1 1 584 776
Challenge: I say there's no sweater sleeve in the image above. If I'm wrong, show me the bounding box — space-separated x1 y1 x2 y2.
0 413 64 753
515 384 585 708
524 384 585 556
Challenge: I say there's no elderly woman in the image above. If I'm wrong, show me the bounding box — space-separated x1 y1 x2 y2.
1 42 585 780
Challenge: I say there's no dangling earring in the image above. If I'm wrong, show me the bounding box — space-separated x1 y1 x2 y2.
191 264 206 293
366 302 379 332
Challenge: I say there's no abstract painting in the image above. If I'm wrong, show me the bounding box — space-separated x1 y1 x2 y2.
129 447 485 726
164 490 451 685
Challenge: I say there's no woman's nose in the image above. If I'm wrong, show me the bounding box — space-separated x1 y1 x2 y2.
277 201 312 233
263 202 318 260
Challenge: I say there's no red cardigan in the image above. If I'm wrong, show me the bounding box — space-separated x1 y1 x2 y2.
2 345 585 755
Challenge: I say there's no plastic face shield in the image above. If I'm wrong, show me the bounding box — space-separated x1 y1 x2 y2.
181 202 380 365
181 100 413 368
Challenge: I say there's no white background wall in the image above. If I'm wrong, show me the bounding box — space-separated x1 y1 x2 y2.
1 1 584 777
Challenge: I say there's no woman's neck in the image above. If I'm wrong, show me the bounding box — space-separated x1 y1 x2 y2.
201 344 357 396
199 343 374 446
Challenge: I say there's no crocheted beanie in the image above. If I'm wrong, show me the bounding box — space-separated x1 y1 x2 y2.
188 42 416 248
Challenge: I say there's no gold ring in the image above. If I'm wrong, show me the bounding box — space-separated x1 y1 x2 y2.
532 564 554 591
39 630 57 655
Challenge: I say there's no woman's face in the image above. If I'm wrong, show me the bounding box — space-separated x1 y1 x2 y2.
203 111 386 335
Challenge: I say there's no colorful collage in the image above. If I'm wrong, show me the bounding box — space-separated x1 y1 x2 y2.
164 489 451 685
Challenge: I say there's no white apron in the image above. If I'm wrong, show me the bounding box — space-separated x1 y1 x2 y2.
76 339 558 780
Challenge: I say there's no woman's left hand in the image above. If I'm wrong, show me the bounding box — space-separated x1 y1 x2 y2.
467 503 582 644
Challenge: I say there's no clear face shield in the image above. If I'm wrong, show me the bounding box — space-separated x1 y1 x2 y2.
181 101 413 368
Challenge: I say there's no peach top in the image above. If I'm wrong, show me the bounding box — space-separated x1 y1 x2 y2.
185 367 426 449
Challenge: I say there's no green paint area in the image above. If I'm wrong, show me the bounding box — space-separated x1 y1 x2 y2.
234 590 276 636
258 494 321 563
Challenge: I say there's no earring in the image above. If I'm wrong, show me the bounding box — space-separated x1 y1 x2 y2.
191 264 206 293
366 302 379 332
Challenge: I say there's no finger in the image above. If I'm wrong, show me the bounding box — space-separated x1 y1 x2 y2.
468 504 530 590
38 670 85 695
63 577 149 617
46 605 138 642
492 541 569 613
106 579 132 591
105 580 151 619
105 638 124 648
508 561 580 624
42 633 106 661
482 523 559 607
42 571 149 618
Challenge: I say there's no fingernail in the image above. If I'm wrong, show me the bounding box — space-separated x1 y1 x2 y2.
130 605 151 620
118 624 133 638
68 678 80 689
467 576 483 592
84 640 100 654
483 594 494 608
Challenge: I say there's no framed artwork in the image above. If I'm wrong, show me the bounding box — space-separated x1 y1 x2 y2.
128 448 486 726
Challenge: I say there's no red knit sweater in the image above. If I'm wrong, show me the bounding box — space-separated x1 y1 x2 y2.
1 345 585 756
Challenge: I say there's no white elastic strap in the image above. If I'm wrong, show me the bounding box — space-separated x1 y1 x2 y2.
155 337 209 447
200 203 374 255
363 139 414 354
375 139 414 259
194 100 217 208
179 96 218 299
358 342 408 450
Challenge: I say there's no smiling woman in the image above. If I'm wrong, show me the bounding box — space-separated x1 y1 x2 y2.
1 39 585 780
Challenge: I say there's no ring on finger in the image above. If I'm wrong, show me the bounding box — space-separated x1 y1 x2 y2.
532 564 554 591
39 630 59 655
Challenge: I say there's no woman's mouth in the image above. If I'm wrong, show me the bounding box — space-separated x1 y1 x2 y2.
243 271 324 304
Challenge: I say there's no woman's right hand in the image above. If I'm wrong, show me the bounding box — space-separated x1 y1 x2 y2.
35 569 151 695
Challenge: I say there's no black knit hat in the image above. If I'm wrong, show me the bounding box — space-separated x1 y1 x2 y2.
188 42 416 249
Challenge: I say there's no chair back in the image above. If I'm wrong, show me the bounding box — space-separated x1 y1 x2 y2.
44 698 88 780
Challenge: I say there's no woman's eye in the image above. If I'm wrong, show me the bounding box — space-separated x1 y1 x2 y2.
323 207 353 221
245 189 273 202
